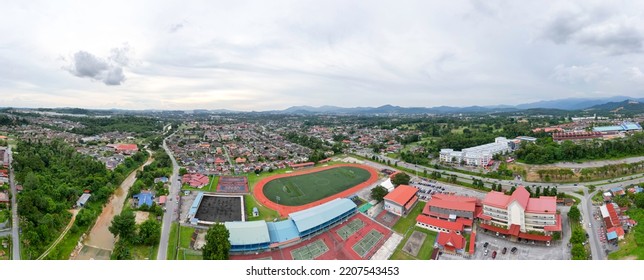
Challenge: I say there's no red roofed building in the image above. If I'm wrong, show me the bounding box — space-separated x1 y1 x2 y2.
0 192 8 206
436 231 465 254
416 215 464 234
383 185 418 216
113 144 139 155
290 162 314 169
182 173 210 188
421 194 478 232
480 186 561 242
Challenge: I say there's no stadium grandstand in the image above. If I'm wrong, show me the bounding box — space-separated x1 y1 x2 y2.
223 198 358 253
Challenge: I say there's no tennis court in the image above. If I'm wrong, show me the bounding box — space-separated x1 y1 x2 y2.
352 229 384 258
290 240 329 260
336 219 366 240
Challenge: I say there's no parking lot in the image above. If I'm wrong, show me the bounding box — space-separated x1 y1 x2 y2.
468 231 568 260
411 177 487 201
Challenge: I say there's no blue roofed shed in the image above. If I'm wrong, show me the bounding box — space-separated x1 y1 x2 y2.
133 192 154 208
267 220 300 243
225 220 271 252
606 230 618 240
288 198 357 238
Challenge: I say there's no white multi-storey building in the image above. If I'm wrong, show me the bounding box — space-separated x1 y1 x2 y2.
439 137 511 167
478 186 561 244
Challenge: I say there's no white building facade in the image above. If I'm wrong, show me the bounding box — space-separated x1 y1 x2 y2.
439 137 511 167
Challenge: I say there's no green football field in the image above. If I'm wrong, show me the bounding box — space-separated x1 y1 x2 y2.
262 166 372 206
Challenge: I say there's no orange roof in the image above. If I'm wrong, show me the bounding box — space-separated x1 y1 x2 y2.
544 214 562 232
384 185 418 206
425 197 476 213
416 215 464 232
469 232 477 254
436 231 465 250
290 162 314 168
526 196 557 214
116 144 138 151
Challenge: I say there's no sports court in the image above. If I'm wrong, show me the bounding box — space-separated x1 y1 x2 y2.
335 218 365 240
217 176 249 193
290 240 329 260
231 213 392 260
253 164 380 216
352 229 384 258
194 195 243 223
375 210 400 228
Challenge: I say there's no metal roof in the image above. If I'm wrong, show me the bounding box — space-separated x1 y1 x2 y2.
76 193 91 205
225 220 271 246
267 220 300 243
593 125 624 132
289 198 356 233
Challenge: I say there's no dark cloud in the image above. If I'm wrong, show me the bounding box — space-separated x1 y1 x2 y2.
65 47 131 85
543 10 644 55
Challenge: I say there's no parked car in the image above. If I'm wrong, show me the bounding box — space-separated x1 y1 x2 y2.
492 251 497 259
483 242 489 248
484 249 489 256
502 247 507 254
511 247 518 254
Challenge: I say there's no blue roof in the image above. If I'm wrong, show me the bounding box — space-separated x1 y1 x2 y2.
593 125 624 132
606 231 618 240
611 187 624 192
288 198 357 233
189 192 205 216
225 221 271 246
623 122 642 130
133 192 153 207
267 220 300 243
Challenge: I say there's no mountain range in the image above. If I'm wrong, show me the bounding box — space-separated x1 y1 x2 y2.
270 96 644 115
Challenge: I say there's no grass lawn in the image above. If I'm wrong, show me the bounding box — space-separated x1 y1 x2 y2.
262 166 372 206
0 237 10 260
132 244 159 260
609 209 644 260
392 201 425 234
244 194 280 221
167 223 179 260
0 209 8 224
166 223 197 260
389 226 438 260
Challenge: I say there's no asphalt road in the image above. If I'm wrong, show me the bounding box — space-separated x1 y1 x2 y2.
8 147 20 260
157 133 180 260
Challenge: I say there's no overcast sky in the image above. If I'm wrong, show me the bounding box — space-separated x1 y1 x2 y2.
1 0 644 110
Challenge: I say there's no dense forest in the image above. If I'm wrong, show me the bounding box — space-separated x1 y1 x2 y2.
13 140 148 259
68 116 164 136
516 133 644 164
0 114 29 126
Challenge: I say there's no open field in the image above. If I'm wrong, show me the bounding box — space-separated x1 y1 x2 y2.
263 166 372 206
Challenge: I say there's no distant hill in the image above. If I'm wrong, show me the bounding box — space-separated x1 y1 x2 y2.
515 96 642 110
585 100 644 114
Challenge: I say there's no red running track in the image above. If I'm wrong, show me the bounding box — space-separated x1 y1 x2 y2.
253 163 380 217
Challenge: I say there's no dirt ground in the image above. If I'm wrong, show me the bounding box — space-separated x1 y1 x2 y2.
134 211 150 225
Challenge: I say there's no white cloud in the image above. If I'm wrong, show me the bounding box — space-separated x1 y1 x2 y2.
551 64 609 83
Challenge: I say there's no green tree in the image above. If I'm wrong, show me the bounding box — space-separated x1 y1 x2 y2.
568 206 581 223
137 219 161 246
109 210 136 242
391 172 411 186
179 167 188 176
111 240 132 260
203 224 231 260
570 227 586 244
370 186 389 202
571 243 587 260
634 193 644 209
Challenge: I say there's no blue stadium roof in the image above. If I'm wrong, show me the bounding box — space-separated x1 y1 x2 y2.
225 221 271 246
289 198 357 233
267 220 300 243
593 125 623 132
623 122 642 130
133 192 153 208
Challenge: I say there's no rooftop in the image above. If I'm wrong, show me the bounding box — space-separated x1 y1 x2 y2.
225 220 271 246
384 185 418 206
289 198 356 233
